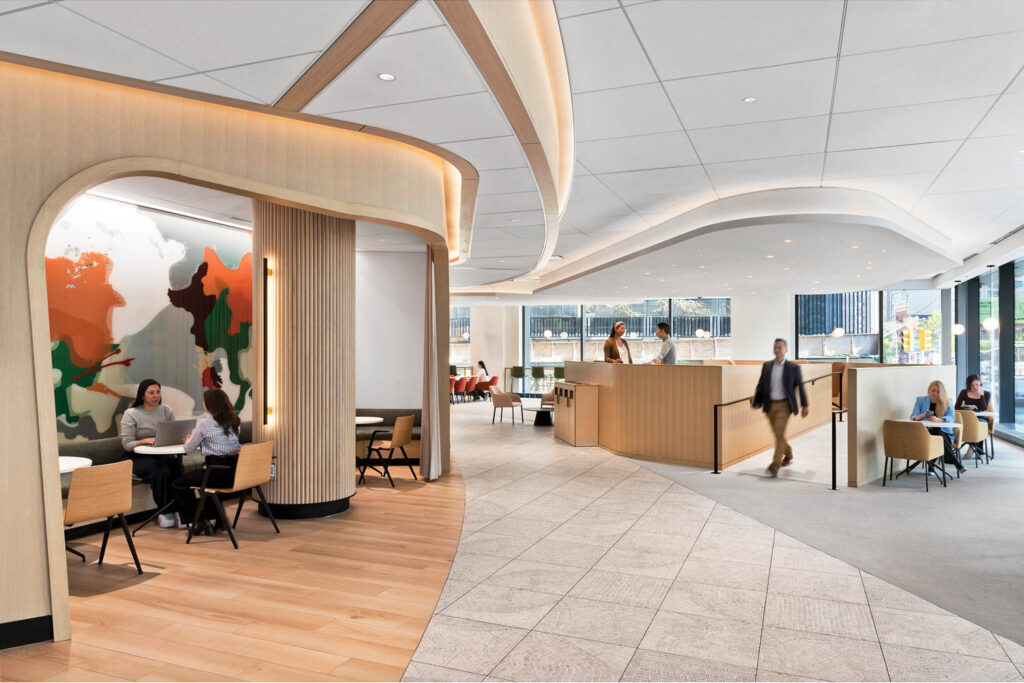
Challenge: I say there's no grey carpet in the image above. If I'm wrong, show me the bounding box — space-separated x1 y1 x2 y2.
634 438 1024 646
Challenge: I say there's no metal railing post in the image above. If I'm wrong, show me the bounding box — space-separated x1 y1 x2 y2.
713 403 720 474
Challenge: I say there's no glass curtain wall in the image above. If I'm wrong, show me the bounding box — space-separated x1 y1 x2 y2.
584 300 669 363
671 297 731 360
1015 262 1024 431
449 305 471 370
881 290 942 364
796 291 880 361
523 304 582 367
979 270 999 409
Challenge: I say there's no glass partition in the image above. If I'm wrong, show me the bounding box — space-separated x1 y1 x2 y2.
797 291 880 361
979 270 999 409
881 290 942 365
524 304 582 367
449 305 471 370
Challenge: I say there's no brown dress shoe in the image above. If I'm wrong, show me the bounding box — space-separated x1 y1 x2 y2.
781 455 793 467
767 464 780 477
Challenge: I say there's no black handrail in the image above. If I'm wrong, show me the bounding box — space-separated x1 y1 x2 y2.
831 409 848 491
712 371 844 474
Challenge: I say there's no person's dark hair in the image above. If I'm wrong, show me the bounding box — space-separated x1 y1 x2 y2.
774 338 788 347
609 321 625 339
477 360 488 375
966 374 981 391
203 389 240 436
131 379 161 408
657 322 670 334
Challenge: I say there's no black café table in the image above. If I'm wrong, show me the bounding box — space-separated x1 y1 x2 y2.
523 406 554 426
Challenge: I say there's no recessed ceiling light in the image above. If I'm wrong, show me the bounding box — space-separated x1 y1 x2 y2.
508 218 520 223
784 267 790 271
698 265 706 269
746 275 753 278
783 239 793 243
766 255 774 259
742 96 757 103
851 244 859 249
644 272 651 276
378 73 397 81
1019 149 1024 153
856 273 862 277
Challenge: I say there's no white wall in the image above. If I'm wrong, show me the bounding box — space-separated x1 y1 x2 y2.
355 251 425 408
470 305 520 388
729 294 795 361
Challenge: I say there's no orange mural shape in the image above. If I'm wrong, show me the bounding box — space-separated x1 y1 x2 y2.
46 253 125 368
201 248 253 335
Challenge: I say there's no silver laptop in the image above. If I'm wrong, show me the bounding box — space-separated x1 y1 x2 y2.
154 419 196 447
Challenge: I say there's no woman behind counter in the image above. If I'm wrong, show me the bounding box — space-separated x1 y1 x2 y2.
171 389 241 533
121 379 180 528
603 321 633 364
911 379 965 474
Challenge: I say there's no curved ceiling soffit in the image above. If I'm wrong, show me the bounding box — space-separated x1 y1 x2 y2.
436 0 574 272
0 46 478 263
461 187 962 297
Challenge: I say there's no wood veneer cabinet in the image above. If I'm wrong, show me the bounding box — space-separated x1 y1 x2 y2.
553 381 598 446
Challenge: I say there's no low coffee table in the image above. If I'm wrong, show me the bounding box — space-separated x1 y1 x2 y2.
523 406 554 426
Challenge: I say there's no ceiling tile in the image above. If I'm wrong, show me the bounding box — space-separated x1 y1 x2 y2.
599 165 712 199
326 92 512 143
306 26 484 114
619 193 710 216
442 137 527 171
475 192 543 214
573 83 681 141
930 165 1024 194
204 53 317 104
554 233 596 257
574 161 592 176
576 131 699 174
823 141 960 178
665 59 835 129
625 0 843 80
705 154 824 194
450 268 525 287
825 172 939 198
475 210 545 229
948 135 1024 169
974 92 1024 138
842 0 1024 55
560 8 656 93
555 0 619 19
156 73 260 103
827 97 994 151
478 168 539 195
562 176 636 217
0 3 187 80
689 116 829 164
386 0 444 35
63 0 367 73
833 33 1024 112
916 188 1024 215
0 1 47 13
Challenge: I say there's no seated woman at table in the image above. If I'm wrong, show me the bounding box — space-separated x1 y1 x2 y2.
911 380 964 473
171 389 241 533
121 378 180 528
955 374 992 420
473 360 489 399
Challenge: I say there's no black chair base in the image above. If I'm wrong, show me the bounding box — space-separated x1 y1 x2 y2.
884 457 947 491
186 467 278 550
358 446 417 487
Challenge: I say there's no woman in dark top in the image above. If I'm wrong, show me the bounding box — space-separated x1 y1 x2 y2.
955 374 992 419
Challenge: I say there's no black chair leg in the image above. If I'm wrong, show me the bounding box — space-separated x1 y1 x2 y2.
254 486 280 533
383 449 395 487
210 494 238 549
65 545 86 562
925 464 929 492
939 458 948 487
233 491 247 528
492 407 496 424
882 457 888 486
186 490 208 544
132 500 174 537
98 516 113 564
402 446 417 480
118 514 143 574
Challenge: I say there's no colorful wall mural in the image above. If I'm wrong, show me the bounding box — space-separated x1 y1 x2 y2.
46 196 253 442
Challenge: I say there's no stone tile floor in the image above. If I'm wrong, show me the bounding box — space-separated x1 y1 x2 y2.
405 401 1024 682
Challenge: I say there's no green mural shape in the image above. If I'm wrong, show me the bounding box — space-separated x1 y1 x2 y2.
204 288 253 412
51 339 111 425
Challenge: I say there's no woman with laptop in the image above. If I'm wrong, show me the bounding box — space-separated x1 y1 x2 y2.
171 388 242 535
121 379 181 528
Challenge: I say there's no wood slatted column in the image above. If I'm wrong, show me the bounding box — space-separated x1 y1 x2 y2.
252 200 355 517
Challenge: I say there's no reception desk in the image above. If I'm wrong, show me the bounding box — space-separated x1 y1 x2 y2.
564 361 834 469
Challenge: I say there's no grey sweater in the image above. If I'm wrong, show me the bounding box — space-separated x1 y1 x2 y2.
121 404 176 451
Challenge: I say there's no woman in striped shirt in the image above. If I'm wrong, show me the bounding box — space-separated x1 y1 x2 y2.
171 389 241 532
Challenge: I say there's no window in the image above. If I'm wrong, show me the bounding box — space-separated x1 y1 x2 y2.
979 270 999 409
583 300 669 363
797 291 879 361
523 304 581 367
449 305 470 368
1015 262 1024 431
881 290 942 365
671 297 731 360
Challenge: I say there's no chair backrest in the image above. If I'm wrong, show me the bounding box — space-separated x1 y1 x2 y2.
486 376 499 388
392 415 415 447
449 377 456 393
465 377 478 391
454 377 467 392
531 366 546 379
882 420 941 463
553 366 565 379
541 391 555 406
225 441 274 492
511 366 525 378
449 365 457 376
64 460 133 524
956 410 985 444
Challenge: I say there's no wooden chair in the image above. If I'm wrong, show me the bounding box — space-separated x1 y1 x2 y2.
490 385 524 424
358 415 416 487
64 460 142 574
882 420 947 491
956 410 988 467
185 441 279 550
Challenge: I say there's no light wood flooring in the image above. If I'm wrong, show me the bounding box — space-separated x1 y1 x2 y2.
0 471 464 682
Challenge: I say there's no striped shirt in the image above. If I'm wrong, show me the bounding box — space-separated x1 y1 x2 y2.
183 416 241 456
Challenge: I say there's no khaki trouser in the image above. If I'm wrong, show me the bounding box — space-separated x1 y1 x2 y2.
767 400 793 469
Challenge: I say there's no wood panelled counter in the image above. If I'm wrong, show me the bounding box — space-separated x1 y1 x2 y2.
564 361 834 469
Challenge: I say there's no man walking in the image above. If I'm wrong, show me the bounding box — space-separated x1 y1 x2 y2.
645 322 677 365
751 338 809 477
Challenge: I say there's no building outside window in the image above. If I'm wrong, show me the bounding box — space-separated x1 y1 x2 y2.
583 300 669 362
979 270 999 410
523 304 581 367
797 291 880 361
881 290 942 365
449 305 471 369
671 297 731 360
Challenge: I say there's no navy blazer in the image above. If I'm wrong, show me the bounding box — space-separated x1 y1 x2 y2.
752 360 808 415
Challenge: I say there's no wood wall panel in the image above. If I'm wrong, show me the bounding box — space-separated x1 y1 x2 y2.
252 201 355 506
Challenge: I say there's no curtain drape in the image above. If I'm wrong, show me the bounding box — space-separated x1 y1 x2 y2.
420 250 441 480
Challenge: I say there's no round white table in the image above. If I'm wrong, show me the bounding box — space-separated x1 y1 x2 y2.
133 444 187 455
59 456 92 474
356 416 384 425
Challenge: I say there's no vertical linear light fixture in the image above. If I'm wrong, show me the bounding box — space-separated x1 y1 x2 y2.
263 257 275 425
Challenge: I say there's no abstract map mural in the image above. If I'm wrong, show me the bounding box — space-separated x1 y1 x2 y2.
46 196 253 442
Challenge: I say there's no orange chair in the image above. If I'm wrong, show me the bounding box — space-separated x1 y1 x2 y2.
454 377 467 403
465 376 478 400
449 376 456 404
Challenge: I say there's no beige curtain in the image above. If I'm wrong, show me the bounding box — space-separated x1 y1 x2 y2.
420 250 441 480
